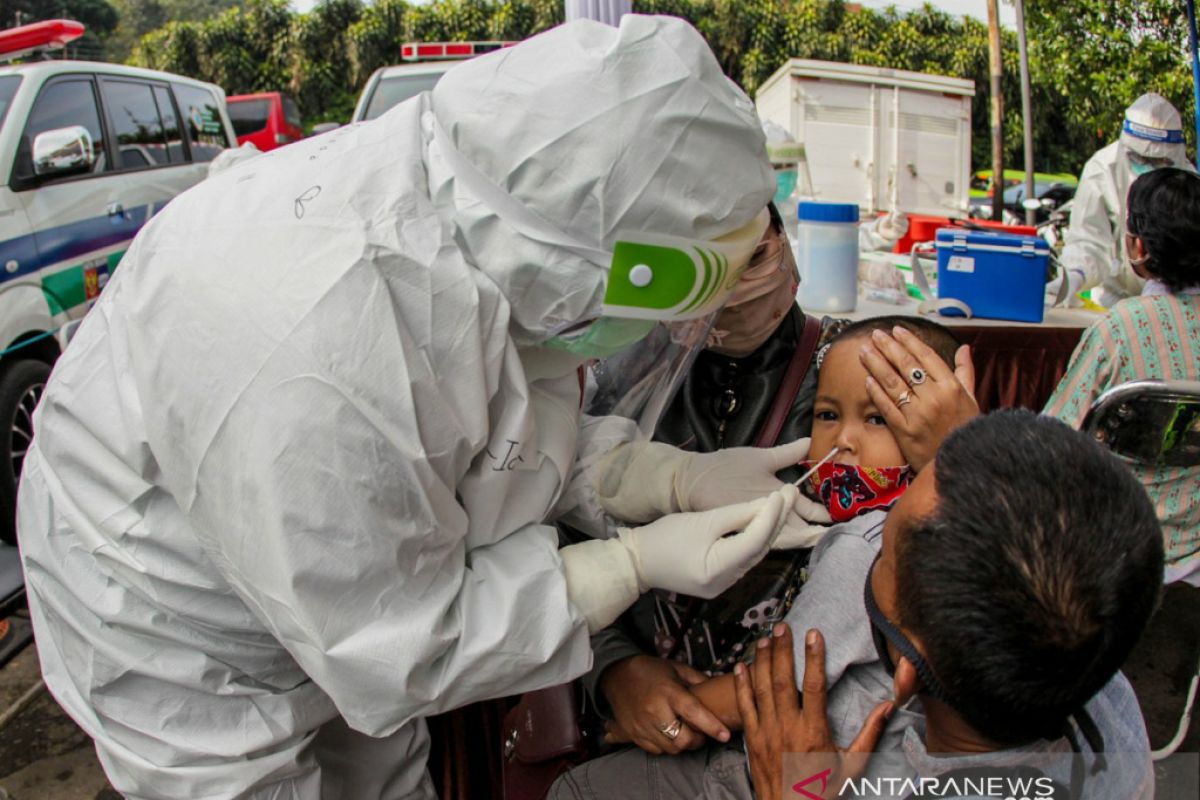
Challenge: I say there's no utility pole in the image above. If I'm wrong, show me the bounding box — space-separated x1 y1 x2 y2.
1014 0 1036 224
987 0 1004 222
1188 0 1200 168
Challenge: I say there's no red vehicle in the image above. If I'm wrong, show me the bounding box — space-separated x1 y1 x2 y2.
226 92 304 151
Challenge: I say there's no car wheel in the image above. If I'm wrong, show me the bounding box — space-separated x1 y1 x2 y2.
0 359 51 546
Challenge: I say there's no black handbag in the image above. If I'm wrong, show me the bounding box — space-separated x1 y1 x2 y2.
501 683 588 800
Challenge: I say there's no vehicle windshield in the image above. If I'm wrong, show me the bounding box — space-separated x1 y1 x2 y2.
1002 181 1060 204
228 98 271 136
0 75 22 138
364 72 444 120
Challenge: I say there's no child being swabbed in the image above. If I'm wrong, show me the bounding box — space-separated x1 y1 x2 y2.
798 316 960 523
555 317 960 777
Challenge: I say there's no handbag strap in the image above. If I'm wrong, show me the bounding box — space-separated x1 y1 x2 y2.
753 314 823 448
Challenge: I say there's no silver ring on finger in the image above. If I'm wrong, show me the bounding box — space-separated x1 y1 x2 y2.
897 389 913 408
658 718 683 740
908 366 927 386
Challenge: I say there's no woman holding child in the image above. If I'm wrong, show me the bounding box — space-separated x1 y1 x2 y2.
551 196 980 791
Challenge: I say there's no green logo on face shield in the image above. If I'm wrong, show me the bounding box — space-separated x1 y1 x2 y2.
606 243 698 310
543 316 657 359
604 241 730 317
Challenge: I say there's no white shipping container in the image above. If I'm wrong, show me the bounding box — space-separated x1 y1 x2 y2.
755 59 975 217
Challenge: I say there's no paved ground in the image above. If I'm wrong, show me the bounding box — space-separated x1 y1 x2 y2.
0 616 116 800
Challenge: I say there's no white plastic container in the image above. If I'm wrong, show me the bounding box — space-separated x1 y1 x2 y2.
795 201 861 313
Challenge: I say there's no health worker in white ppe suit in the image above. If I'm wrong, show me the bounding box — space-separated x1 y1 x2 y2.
1052 92 1193 307
16 15 816 800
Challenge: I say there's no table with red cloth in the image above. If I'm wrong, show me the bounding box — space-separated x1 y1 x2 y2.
803 296 1102 413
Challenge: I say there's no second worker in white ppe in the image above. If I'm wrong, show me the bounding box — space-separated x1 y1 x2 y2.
1052 92 1194 307
17 16 803 800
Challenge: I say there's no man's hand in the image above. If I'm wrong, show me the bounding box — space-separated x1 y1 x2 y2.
859 327 979 473
601 655 730 755
734 625 893 800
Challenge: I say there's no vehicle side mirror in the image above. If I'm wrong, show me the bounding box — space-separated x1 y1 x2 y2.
310 122 341 136
32 125 94 178
1082 380 1200 467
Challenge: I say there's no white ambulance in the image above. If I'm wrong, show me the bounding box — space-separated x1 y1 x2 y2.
351 41 513 123
0 20 237 543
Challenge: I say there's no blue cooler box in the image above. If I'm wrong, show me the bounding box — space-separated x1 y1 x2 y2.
934 228 1050 323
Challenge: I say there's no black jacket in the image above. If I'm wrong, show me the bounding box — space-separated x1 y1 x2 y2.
582 305 846 708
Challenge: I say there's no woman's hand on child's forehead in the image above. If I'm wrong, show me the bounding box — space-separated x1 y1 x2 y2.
859 329 978 473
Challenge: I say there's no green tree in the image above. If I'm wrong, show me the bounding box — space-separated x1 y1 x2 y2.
1025 0 1195 169
125 0 1194 170
290 0 364 125
107 0 240 63
346 0 413 88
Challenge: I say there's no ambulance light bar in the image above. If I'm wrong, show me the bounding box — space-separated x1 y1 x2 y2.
400 41 515 61
0 19 85 63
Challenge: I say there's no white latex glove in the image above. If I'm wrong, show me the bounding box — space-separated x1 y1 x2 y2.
624 485 796 597
595 438 832 545
673 438 823 515
561 487 796 632
877 210 909 240
771 510 832 551
1045 268 1083 307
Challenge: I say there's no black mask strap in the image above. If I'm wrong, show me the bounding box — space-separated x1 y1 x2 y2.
862 554 955 706
1061 706 1108 800
1073 707 1107 773
1062 726 1086 800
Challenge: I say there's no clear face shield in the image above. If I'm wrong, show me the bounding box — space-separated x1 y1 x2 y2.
1122 117 1186 175
555 209 770 437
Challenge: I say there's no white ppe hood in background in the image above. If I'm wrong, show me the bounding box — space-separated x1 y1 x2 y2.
18 14 773 800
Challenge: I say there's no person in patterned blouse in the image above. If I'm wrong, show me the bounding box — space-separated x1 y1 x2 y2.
1045 166 1200 582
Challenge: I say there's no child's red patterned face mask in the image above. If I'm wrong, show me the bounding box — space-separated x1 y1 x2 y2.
801 461 914 522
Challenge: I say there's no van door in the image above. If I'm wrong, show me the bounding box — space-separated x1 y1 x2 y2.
98 77 207 246
11 74 130 322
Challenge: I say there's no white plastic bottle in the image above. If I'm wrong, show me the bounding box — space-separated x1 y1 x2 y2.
795 201 861 313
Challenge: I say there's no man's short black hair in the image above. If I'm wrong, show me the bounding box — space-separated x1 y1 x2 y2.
833 315 960 368
1126 167 1200 292
894 409 1163 745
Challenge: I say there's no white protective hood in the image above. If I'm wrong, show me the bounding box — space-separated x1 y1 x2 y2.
428 17 774 344
18 14 772 800
1119 92 1188 163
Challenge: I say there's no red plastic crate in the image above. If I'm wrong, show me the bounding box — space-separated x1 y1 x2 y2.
893 213 1037 254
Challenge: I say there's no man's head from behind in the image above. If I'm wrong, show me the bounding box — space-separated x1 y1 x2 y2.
1125 166 1200 292
871 409 1163 746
